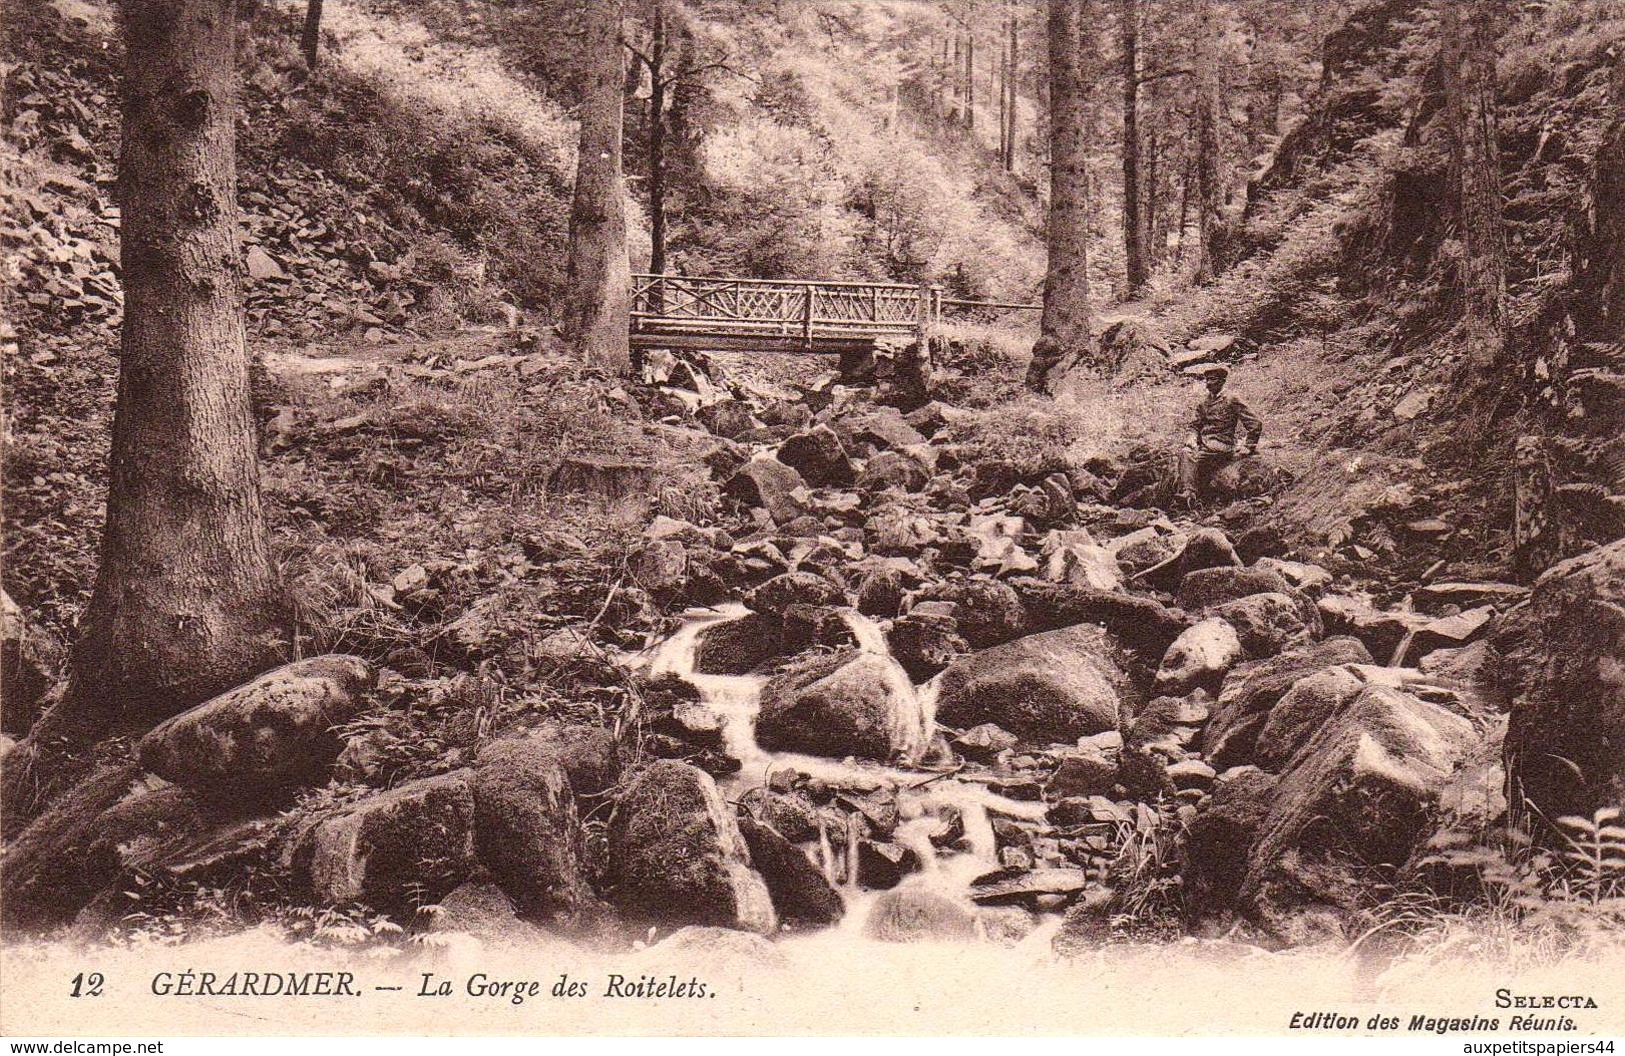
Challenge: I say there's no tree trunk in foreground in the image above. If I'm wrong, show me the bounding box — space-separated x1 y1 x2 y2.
1036 0 1094 390
1442 0 1507 375
564 0 632 373
42 0 287 743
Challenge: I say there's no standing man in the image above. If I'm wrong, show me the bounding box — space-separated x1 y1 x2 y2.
1177 365 1262 505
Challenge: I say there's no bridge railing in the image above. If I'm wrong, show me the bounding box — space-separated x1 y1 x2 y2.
631 274 941 344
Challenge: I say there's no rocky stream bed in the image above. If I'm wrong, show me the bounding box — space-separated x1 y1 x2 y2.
2 348 1619 965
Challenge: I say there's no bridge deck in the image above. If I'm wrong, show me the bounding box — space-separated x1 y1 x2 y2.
631 274 940 353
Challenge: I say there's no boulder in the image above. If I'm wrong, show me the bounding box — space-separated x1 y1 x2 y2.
935 624 1136 743
1239 687 1478 943
627 539 689 597
1155 618 1244 694
1253 666 1366 770
471 738 592 922
607 761 776 933
856 840 921 889
1317 594 1428 661
137 655 375 799
1234 525 1287 563
969 867 1088 906
1041 531 1124 591
863 887 979 942
694 613 786 675
776 425 854 487
1 764 273 929
1139 527 1240 591
1505 540 1625 824
856 566 908 617
1254 558 1334 597
695 400 758 440
1179 565 1296 611
1181 766 1280 918
738 817 844 927
1109 529 1178 575
745 571 845 618
1045 745 1121 798
478 722 622 799
742 789 824 843
638 925 790 974
1 591 58 735
857 451 930 493
1211 592 1315 657
425 882 562 951
943 578 1030 649
887 611 968 682
1418 639 1491 685
836 406 928 453
1208 456 1288 500
1167 758 1217 791
978 905 1041 946
953 723 1020 763
1398 606 1497 666
725 459 809 523
1202 637 1373 767
306 770 478 912
1011 580 1191 657
757 650 931 761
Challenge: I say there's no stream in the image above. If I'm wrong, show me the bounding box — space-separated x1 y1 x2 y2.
634 603 1058 948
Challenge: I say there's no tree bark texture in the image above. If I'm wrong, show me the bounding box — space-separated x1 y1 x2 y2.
49 0 287 741
1003 11 1018 170
1442 0 1507 375
1120 0 1146 295
301 0 323 71
1038 0 1094 383
647 1 668 276
965 13 976 131
1192 0 1222 284
564 0 632 373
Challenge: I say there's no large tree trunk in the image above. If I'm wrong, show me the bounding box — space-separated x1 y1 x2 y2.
1120 0 1146 295
564 0 632 373
1442 0 1507 375
41 0 287 743
1036 0 1094 389
301 0 323 71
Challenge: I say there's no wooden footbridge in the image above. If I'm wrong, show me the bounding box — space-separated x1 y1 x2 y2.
630 273 1037 354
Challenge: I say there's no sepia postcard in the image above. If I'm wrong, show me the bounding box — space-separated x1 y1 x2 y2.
4 0 1624 1044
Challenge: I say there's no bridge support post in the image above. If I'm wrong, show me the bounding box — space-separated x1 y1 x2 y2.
801 283 815 351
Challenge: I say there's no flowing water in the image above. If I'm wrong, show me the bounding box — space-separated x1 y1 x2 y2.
636 604 1056 948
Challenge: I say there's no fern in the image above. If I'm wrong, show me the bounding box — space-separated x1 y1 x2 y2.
1555 807 1625 905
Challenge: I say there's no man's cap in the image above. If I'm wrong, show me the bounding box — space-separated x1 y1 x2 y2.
1183 363 1229 379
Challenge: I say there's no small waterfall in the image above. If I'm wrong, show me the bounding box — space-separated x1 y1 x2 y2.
633 603 1057 945
840 609 892 654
